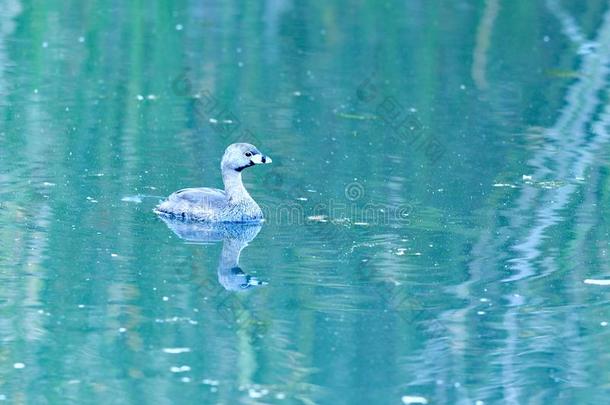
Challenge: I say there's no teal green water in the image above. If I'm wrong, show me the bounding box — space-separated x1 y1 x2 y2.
2 1 610 404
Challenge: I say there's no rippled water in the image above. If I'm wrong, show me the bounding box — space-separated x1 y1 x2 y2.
2 1 610 404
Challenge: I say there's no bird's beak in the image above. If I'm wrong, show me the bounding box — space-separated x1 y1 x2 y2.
252 154 272 164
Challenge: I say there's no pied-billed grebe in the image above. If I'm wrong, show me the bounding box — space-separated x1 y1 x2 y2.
154 143 272 222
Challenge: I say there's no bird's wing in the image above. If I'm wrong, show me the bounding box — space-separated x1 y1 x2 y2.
155 187 228 218
170 187 227 207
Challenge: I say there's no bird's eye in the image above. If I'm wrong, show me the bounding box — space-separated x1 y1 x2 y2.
245 152 252 157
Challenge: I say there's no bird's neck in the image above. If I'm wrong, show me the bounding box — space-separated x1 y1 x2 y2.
222 169 253 203
219 237 244 269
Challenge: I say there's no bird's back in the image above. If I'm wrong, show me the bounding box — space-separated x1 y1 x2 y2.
155 187 228 221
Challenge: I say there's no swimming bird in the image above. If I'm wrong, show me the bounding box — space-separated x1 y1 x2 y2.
155 143 272 222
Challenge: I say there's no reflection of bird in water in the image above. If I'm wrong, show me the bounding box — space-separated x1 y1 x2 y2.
159 217 266 291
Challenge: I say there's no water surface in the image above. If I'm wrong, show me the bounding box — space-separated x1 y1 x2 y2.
1 1 610 404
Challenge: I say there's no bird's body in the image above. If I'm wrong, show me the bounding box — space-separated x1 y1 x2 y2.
155 143 272 223
156 186 263 222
